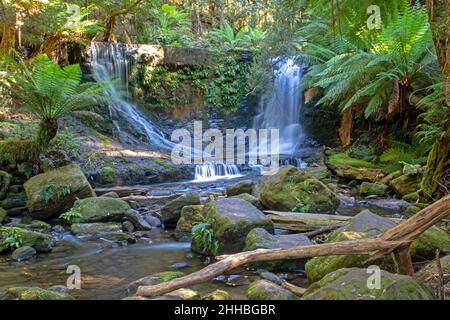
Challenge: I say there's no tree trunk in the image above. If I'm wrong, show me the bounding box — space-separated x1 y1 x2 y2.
36 119 58 149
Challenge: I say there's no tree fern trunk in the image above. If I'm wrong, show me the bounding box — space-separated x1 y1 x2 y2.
36 119 58 149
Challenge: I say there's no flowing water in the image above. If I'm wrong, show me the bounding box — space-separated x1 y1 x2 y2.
194 163 242 182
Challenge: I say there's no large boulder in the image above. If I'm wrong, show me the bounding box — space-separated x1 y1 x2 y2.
71 223 122 235
259 166 340 214
71 197 130 223
302 268 435 300
160 193 201 227
125 209 152 231
11 246 36 261
244 228 312 271
230 193 263 209
0 227 55 252
225 180 254 197
0 287 74 300
247 280 299 300
0 170 12 200
174 205 204 241
359 182 388 197
24 164 95 219
203 198 274 254
389 174 421 198
0 192 27 209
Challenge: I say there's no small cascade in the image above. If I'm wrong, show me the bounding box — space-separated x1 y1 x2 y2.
89 42 174 150
194 163 242 182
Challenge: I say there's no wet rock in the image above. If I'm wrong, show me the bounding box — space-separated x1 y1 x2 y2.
102 232 136 244
247 280 299 300
259 166 340 214
337 194 356 208
390 174 422 198
361 198 410 212
200 198 274 254
161 288 199 300
258 271 284 285
230 193 262 209
0 170 12 200
170 262 189 269
225 180 254 197
70 223 122 235
359 182 388 197
244 228 312 271
125 209 152 231
11 246 36 261
225 274 251 287
1 192 27 209
174 205 204 241
160 193 201 227
24 164 95 219
0 287 74 300
72 197 130 223
101 192 120 199
48 285 69 293
127 271 185 295
202 290 231 300
0 227 55 252
122 220 135 233
144 214 162 227
303 268 435 300
30 220 51 231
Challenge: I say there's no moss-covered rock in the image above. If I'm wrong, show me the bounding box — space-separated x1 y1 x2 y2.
230 193 263 209
244 228 312 271
403 191 420 203
247 280 299 300
259 166 340 214
0 287 74 300
204 198 274 254
160 193 201 227
0 226 55 252
0 208 6 224
11 246 36 261
390 174 422 198
127 271 185 295
410 226 450 259
0 192 27 209
305 166 330 181
162 288 199 300
302 268 435 300
359 182 388 197
24 164 95 219
225 180 254 197
71 197 130 223
174 205 204 241
30 220 51 231
326 154 383 182
0 170 12 200
71 222 122 235
102 232 136 244
202 290 232 300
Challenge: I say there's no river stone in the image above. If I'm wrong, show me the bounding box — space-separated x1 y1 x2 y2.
102 232 137 244
1 192 27 209
244 228 312 271
0 171 12 200
125 209 152 231
410 226 450 259
0 287 74 300
174 205 204 241
127 271 185 295
30 220 51 231
24 164 95 219
326 163 383 182
160 193 201 227
204 198 274 254
101 191 120 198
361 198 410 212
302 268 435 300
71 223 122 235
72 197 130 223
359 182 388 197
259 166 340 214
389 174 422 198
247 280 299 300
202 289 232 300
230 193 263 209
11 246 36 261
0 227 55 252
162 288 199 300
122 220 135 233
225 180 254 197
144 214 162 227
0 208 6 224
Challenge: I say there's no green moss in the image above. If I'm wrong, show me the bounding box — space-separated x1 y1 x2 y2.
328 153 377 168
100 166 116 184
151 271 185 284
410 226 450 259
152 157 175 169
0 170 12 200
71 197 130 223
247 280 299 300
0 287 74 300
0 226 54 252
202 290 231 300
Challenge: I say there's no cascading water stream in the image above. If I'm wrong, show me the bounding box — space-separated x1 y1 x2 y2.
194 163 241 182
89 42 175 150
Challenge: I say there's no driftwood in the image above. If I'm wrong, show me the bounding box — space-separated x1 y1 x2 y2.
136 195 450 298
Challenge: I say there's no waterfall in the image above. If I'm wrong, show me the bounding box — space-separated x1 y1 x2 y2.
253 57 305 156
89 42 174 150
194 163 241 182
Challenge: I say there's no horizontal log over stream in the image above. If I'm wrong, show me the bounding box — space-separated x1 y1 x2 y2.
137 195 450 298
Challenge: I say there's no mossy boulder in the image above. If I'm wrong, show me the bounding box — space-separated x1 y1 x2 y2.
302 268 435 300
225 180 254 196
160 193 201 227
71 197 130 223
389 174 422 198
359 182 388 197
403 191 420 203
11 246 36 261
102 232 136 244
71 223 122 235
24 164 95 219
0 170 12 200
174 205 204 241
0 287 74 300
259 166 340 214
230 193 263 209
127 271 185 295
305 166 330 181
247 280 299 300
30 220 51 231
326 154 383 182
202 290 232 300
203 198 274 254
0 226 55 252
0 208 6 224
244 228 312 271
0 192 27 209
410 226 450 259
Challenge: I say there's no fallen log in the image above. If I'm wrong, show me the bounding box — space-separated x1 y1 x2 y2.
137 195 450 298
